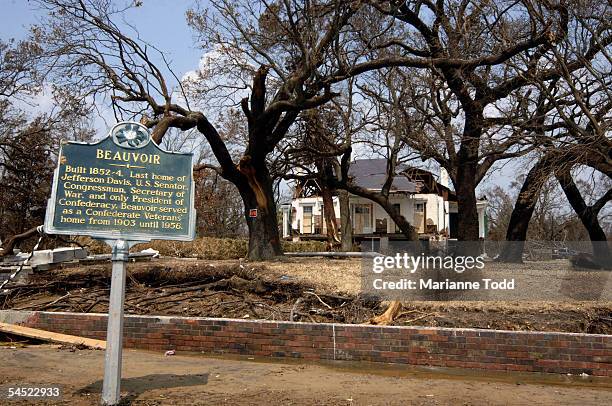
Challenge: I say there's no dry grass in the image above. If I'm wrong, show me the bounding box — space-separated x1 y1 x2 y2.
259 257 363 295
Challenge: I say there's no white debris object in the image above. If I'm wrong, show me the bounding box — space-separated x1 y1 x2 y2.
140 248 160 258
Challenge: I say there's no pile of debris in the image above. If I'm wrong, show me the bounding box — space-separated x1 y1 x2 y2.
0 260 380 324
1 246 159 289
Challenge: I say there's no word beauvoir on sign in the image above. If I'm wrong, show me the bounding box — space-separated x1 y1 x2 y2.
44 122 195 241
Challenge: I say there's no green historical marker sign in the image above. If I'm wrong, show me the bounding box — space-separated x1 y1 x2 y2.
43 121 196 405
44 122 195 241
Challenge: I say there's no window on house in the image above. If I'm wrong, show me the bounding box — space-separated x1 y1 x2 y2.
415 203 425 213
375 218 387 233
354 205 371 226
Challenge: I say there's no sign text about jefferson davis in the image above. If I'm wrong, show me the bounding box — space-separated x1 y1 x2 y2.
44 122 195 241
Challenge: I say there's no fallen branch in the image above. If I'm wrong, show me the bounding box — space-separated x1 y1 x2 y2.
13 293 71 311
396 310 422 318
317 293 352 301
402 313 436 325
131 282 218 305
83 299 101 313
134 290 231 307
304 291 332 309
293 310 317 323
131 276 261 305
41 293 71 309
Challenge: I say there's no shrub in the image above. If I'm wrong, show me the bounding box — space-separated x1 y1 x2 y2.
75 236 328 259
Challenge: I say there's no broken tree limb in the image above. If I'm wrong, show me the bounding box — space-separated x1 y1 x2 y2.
0 226 40 257
370 301 402 325
0 227 45 293
131 276 266 305
14 293 71 311
134 290 231 307
0 322 105 349
290 297 303 322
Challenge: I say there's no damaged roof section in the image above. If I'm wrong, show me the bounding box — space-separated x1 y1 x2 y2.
347 159 417 193
293 159 454 199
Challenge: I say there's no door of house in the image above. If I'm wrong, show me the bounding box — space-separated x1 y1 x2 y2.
414 202 425 233
353 203 372 234
302 206 313 234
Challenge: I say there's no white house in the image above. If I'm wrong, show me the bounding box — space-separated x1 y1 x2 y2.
280 159 487 241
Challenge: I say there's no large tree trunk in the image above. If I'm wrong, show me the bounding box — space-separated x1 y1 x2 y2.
449 112 483 257
338 189 353 251
454 161 480 247
320 183 340 250
556 169 611 267
454 115 482 243
316 160 341 250
388 204 419 241
498 156 553 263
237 157 283 260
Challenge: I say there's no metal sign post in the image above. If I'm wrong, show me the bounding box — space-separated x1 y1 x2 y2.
43 122 196 406
101 239 143 405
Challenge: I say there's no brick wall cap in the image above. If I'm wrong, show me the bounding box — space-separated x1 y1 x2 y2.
1 310 611 340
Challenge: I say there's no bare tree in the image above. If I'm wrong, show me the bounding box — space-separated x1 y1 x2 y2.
279 74 422 245
486 172 592 243
0 38 42 98
0 31 92 254
33 0 368 260
331 82 421 241
332 0 609 245
193 168 247 237
498 1 611 263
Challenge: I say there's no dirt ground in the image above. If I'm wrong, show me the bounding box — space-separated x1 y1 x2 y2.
0 344 610 405
2 257 611 333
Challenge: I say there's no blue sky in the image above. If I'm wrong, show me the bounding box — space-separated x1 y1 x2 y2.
1 0 203 81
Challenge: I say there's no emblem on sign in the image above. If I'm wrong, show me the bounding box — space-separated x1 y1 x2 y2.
111 122 150 149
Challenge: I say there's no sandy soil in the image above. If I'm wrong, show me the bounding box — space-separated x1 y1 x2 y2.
2 257 611 333
0 345 610 405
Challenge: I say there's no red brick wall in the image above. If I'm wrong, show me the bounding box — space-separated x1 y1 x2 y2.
2 310 610 376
